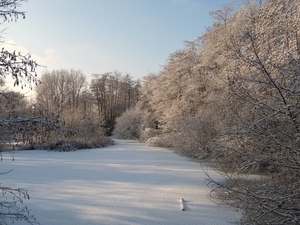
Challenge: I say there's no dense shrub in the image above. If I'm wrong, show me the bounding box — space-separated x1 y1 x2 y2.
114 108 142 139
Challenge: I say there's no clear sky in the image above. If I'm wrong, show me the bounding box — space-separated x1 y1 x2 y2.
4 0 235 81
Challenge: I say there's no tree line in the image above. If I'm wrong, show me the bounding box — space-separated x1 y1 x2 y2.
0 69 140 151
114 0 300 224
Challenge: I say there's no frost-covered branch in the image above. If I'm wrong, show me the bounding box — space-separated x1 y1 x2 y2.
0 184 39 225
0 49 40 89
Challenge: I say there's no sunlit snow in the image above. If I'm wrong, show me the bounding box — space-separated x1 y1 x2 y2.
1 139 240 225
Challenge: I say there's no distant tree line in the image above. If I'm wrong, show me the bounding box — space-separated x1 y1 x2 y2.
35 69 140 135
0 67 141 151
114 0 300 224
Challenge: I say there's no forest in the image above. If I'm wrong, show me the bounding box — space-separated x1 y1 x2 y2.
0 0 299 224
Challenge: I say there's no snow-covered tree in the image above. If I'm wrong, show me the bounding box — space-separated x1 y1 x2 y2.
205 1 300 224
132 0 300 223
35 69 86 114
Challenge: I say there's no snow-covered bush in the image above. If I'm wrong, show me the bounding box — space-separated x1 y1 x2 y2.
145 134 173 148
61 107 111 147
139 112 159 141
140 128 159 143
114 108 142 139
172 110 218 159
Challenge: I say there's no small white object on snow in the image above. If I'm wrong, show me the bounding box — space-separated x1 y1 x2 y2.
180 198 185 211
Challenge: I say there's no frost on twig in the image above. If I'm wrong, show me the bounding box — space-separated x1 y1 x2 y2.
0 183 40 225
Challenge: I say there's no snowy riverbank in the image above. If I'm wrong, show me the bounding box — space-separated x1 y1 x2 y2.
1 139 240 225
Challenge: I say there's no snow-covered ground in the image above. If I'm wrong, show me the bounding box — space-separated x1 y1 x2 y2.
1 139 240 225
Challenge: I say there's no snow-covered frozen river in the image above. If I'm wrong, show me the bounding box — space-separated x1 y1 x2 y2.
1 139 239 225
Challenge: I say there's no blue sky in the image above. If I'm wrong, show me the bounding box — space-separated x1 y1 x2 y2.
4 0 235 81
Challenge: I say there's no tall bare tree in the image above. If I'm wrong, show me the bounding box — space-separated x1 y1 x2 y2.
35 69 111 147
90 71 140 134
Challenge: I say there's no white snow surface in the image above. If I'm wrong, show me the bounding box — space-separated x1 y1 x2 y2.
1 139 240 225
